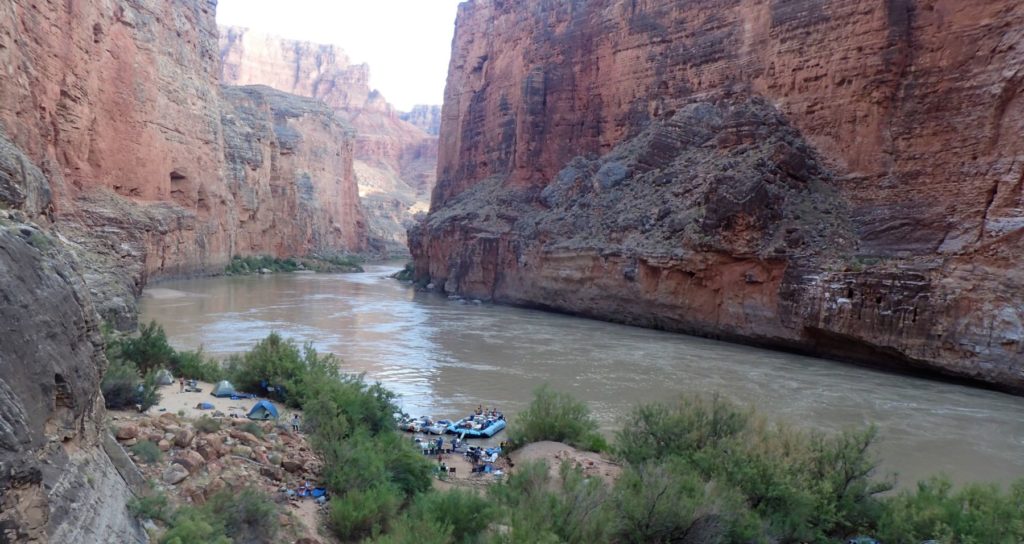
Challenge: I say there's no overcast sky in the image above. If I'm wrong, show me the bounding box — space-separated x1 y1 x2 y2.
217 0 464 111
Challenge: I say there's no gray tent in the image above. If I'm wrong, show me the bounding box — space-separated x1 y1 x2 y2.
155 369 174 386
211 380 237 398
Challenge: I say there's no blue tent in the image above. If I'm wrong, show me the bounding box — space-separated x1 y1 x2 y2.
247 400 279 420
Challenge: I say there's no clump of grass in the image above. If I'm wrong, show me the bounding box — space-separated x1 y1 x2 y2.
131 441 162 464
195 416 221 434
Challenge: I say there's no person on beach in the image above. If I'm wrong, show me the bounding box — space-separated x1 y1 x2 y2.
292 413 301 432
179 378 184 394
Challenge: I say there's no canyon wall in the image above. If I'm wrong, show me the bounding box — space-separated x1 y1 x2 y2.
401 105 443 136
412 0 1024 392
1 1 368 327
220 26 437 254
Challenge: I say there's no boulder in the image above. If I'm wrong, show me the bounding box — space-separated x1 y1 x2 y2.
282 459 305 473
231 445 253 459
162 464 189 485
228 429 260 446
115 424 138 440
259 466 284 482
173 428 195 448
172 450 206 474
157 439 172 452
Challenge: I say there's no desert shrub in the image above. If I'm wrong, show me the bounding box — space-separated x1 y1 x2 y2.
241 421 264 438
328 485 403 541
194 416 221 434
137 371 162 411
371 516 452 544
876 476 1024 544
614 394 750 465
131 440 162 464
508 385 606 451
204 488 279 543
614 395 891 543
160 507 229 544
301 372 396 437
391 262 415 282
102 357 143 409
225 332 340 406
117 321 176 374
224 255 300 275
487 460 614 544
128 491 172 522
317 429 431 499
171 348 223 382
407 488 496 543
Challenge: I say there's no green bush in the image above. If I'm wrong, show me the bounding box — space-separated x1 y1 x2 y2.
371 516 452 544
138 371 162 411
194 416 221 434
131 441 162 464
157 488 277 544
489 460 613 544
877 476 1024 544
117 321 176 375
128 491 172 523
241 421 264 438
204 488 279 543
391 262 415 282
101 358 143 409
224 255 301 275
328 485 402 541
408 488 496 543
317 430 431 500
171 348 224 382
614 395 750 465
225 332 340 406
508 385 606 451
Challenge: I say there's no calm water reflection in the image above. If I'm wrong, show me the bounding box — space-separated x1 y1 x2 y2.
141 265 1024 486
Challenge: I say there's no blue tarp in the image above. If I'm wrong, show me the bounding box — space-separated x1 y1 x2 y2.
196 402 215 410
247 399 279 420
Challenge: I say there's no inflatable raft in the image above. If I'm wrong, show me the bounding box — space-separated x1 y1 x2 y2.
447 415 506 438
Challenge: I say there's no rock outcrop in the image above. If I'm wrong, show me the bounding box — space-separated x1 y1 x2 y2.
219 26 438 254
0 216 144 543
412 0 1024 392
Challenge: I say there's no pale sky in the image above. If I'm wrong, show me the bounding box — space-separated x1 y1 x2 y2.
216 0 464 111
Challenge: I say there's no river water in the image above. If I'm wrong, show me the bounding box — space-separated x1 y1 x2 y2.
141 265 1024 487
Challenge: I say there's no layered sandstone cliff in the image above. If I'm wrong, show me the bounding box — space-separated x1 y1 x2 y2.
412 0 1024 392
401 105 443 136
220 26 437 254
1 1 368 327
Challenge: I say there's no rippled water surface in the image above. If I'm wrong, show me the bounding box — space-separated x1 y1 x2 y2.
141 265 1024 486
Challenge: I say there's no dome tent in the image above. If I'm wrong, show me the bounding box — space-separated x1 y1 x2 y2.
211 380 237 398
155 369 174 386
247 400 279 420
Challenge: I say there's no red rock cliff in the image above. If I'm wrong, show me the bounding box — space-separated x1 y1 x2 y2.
412 0 1024 392
0 1 368 326
219 26 437 254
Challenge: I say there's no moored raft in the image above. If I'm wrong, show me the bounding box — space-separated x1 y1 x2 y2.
447 414 506 438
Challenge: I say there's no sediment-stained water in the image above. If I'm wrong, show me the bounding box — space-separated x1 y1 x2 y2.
141 265 1024 487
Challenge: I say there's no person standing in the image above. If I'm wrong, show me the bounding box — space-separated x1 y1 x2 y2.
291 413 301 432
179 377 184 394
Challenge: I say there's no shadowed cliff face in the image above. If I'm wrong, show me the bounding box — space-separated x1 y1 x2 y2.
219 26 438 255
412 0 1024 392
0 218 144 542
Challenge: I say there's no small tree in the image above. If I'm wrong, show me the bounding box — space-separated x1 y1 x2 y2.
509 385 607 451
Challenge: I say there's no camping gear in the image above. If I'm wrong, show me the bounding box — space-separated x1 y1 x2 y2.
195 402 215 410
211 380 237 398
247 399 280 420
424 419 453 435
155 369 174 386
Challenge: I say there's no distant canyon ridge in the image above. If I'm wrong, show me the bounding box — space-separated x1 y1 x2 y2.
220 26 439 256
410 0 1024 392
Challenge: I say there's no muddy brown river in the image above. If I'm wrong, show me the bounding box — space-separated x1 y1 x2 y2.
141 264 1024 487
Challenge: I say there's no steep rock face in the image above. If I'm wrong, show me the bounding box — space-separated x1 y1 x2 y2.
0 216 144 543
412 0 1024 392
1 1 367 327
401 105 443 136
220 26 437 254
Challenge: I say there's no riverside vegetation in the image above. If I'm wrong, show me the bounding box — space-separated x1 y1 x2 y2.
106 323 1024 543
224 254 365 276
